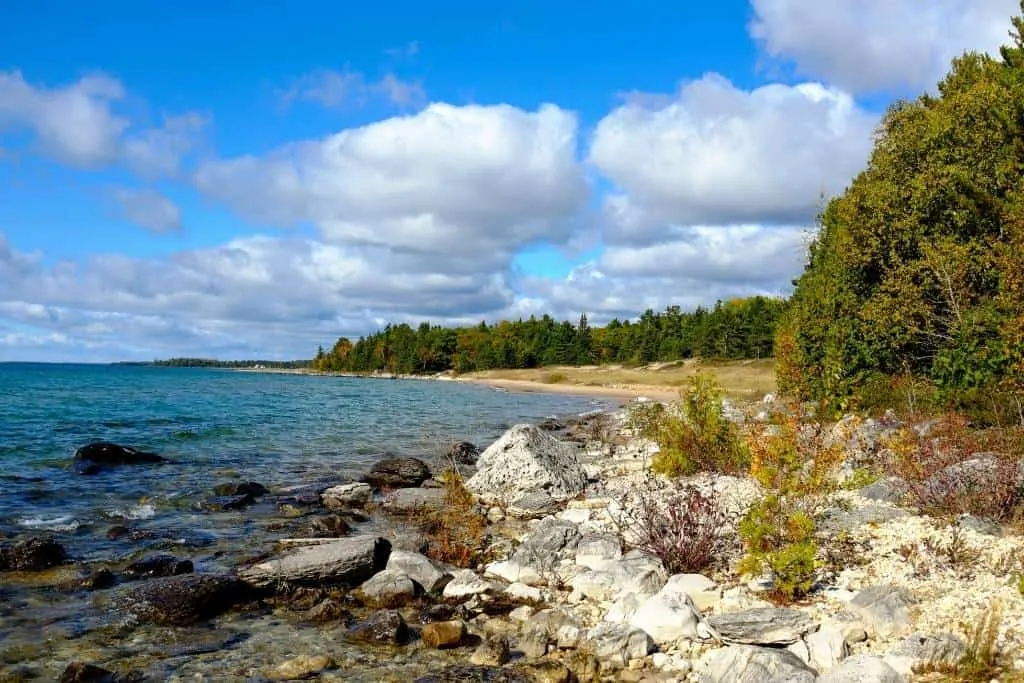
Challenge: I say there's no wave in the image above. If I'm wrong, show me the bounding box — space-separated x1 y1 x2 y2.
106 503 156 520
18 514 82 532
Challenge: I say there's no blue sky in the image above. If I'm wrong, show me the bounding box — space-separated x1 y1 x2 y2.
0 0 1019 361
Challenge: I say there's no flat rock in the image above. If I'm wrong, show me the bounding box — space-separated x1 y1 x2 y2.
443 569 494 599
73 442 167 475
119 574 246 626
696 644 817 683
707 607 817 645
363 457 431 489
507 490 561 518
0 536 67 572
466 424 587 505
386 550 451 593
359 569 416 606
821 503 909 533
239 535 390 587
322 482 372 510
817 654 903 683
849 585 916 639
382 487 446 514
121 555 193 581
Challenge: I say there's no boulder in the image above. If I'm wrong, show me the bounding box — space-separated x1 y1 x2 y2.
707 607 818 646
817 654 903 683
82 568 117 591
414 666 530 683
806 624 849 672
119 574 246 626
322 482 372 510
359 569 416 606
347 609 410 645
239 535 390 587
442 569 494 599
585 624 655 667
201 494 256 511
509 517 582 577
73 442 167 475
212 481 268 498
0 536 67 572
697 645 818 683
386 550 451 593
507 490 561 518
121 555 193 581
663 573 720 611
445 441 481 466
363 457 432 489
628 577 703 645
466 424 587 504
422 620 467 649
849 585 916 639
382 487 446 514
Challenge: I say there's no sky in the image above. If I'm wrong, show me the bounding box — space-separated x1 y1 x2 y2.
0 0 1020 362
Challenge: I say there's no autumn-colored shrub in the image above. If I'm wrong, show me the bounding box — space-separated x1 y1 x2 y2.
416 470 488 568
630 373 748 477
746 408 843 497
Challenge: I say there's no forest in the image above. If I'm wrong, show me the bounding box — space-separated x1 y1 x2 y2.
313 296 785 374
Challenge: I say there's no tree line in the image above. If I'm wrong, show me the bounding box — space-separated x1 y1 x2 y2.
147 358 313 369
314 296 786 374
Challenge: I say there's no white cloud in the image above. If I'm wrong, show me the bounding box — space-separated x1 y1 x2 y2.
590 73 876 237
0 70 204 174
195 102 587 267
279 69 426 109
749 0 1020 93
111 188 182 233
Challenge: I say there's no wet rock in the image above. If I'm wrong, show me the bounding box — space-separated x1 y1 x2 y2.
212 481 268 497
382 487 446 514
363 457 432 489
0 536 67 572
358 569 416 606
266 654 333 681
515 661 571 683
446 441 481 466
706 607 817 646
386 549 451 593
322 482 372 510
239 535 390 587
105 526 154 542
308 514 351 538
585 624 655 667
470 637 511 666
347 609 410 645
419 602 473 624
422 620 467 649
817 654 902 683
304 598 354 624
466 424 587 505
82 568 117 591
696 644 817 683
414 666 531 683
121 555 193 581
119 574 245 626
201 494 255 511
73 442 167 475
59 662 142 683
849 585 916 639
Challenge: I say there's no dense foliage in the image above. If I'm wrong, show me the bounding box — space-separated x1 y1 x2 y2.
314 296 785 374
779 5 1024 416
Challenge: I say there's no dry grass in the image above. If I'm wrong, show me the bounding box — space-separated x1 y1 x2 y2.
465 358 776 399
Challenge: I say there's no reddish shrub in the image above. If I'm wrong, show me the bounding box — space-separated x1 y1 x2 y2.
621 483 725 574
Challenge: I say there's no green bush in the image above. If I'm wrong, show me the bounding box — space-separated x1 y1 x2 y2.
738 494 819 603
630 373 748 476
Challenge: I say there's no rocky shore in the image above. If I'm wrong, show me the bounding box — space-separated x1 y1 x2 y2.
3 402 1024 682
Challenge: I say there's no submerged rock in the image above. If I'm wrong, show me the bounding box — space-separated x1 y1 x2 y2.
422 620 468 649
466 424 587 505
0 536 68 572
119 574 246 626
239 535 391 588
265 654 334 681
363 457 432 489
73 442 167 475
59 662 143 682
414 666 531 683
82 568 117 591
347 609 410 645
201 494 256 512
121 555 193 581
308 514 352 538
212 481 268 497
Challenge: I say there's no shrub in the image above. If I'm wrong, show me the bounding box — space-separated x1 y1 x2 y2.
618 480 725 574
738 494 819 603
415 470 488 568
631 373 749 477
746 408 843 497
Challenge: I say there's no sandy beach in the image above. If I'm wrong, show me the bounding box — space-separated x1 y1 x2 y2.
458 376 681 402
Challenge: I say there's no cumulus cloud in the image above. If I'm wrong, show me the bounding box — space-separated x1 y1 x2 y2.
195 102 587 268
749 0 1020 93
0 70 204 174
110 188 182 233
590 73 876 237
279 68 426 109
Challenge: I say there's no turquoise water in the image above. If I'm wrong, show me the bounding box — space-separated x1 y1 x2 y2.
0 363 609 548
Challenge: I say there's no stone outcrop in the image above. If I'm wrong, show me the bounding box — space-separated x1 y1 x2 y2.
239 535 390 587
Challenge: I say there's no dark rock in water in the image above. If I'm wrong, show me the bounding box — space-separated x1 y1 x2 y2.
106 526 155 542
538 418 566 432
419 603 473 624
445 441 481 466
122 555 193 581
309 514 351 538
212 481 268 497
82 568 117 591
0 536 67 572
119 574 246 626
347 609 410 645
73 442 167 475
59 662 144 682
414 665 530 683
363 457 432 489
201 494 256 512
305 598 355 624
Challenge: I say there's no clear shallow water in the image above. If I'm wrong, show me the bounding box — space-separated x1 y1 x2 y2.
0 363 611 679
